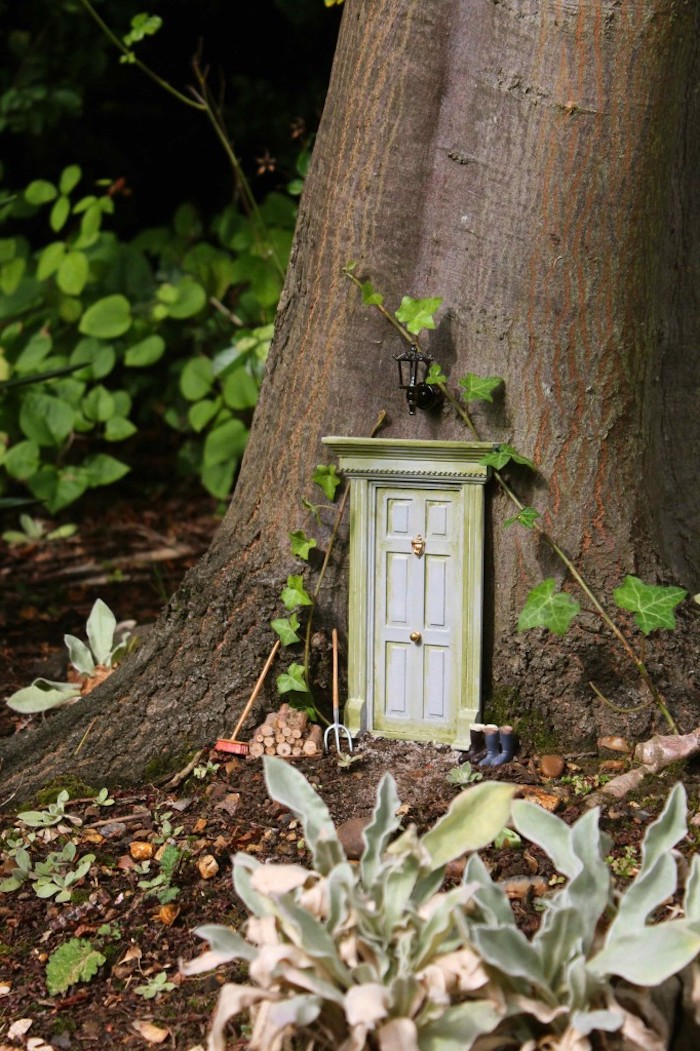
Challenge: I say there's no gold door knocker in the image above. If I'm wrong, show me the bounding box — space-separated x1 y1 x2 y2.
411 534 425 557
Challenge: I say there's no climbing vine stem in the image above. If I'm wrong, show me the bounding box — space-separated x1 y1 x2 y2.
344 267 680 734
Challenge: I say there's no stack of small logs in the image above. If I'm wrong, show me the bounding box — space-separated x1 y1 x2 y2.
248 703 323 759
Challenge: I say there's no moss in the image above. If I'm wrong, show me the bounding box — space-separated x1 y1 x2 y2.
143 748 197 782
29 776 98 809
483 686 559 753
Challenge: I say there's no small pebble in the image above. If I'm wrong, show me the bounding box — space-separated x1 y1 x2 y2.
539 754 565 779
597 735 630 754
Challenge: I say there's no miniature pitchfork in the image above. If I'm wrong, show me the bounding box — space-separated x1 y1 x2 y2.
324 628 353 754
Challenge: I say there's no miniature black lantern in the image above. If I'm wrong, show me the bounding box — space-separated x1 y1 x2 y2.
394 344 444 415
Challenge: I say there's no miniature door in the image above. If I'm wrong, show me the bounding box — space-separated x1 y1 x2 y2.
322 438 492 749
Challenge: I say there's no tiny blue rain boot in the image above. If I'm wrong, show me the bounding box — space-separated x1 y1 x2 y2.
490 725 516 767
479 726 501 767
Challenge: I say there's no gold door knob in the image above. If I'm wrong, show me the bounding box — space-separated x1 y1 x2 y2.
410 631 422 643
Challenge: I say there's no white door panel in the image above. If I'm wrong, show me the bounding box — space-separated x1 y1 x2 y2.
375 487 461 733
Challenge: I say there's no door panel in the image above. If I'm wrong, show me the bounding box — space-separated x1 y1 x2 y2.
374 487 462 734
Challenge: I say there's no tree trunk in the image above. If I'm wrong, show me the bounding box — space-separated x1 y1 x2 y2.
2 0 699 798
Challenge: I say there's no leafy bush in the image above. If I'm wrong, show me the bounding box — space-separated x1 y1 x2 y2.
183 759 700 1051
0 163 296 509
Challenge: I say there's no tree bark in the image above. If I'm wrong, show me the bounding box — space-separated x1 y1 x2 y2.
2 0 699 799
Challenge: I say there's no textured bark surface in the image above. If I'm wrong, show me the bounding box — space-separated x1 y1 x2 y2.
2 0 699 799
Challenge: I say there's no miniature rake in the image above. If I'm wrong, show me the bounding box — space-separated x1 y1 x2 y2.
215 639 280 756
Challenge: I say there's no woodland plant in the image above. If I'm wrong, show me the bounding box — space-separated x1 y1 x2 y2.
4 598 135 714
344 267 689 733
183 760 700 1051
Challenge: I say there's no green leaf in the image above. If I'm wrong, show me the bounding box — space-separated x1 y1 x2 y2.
200 460 236 500
263 757 345 875
612 575 687 635
82 385 115 423
157 277 207 319
360 280 383 306
50 195 71 233
25 180 57 205
188 399 220 433
57 251 89 296
589 921 700 987
37 241 67 281
276 662 308 694
20 392 75 446
28 466 89 512
123 12 163 46
202 418 248 467
124 335 165 368
70 339 116 380
222 368 258 410
104 416 137 441
59 165 81 196
289 529 317 561
517 579 581 636
458 373 504 403
280 575 313 611
64 635 96 676
6 679 80 713
504 506 542 530
480 443 535 471
421 781 516 867
1 257 25 295
46 938 106 996
79 295 132 339
83 454 130 487
86 598 117 665
425 362 447 385
395 295 443 335
271 613 302 646
180 357 214 401
312 464 342 500
4 440 40 480
77 203 103 247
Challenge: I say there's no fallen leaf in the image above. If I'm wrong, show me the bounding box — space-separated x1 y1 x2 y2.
0 983 11 996
27 1038 55 1051
8 1019 33 1040
130 842 154 861
597 735 631 754
214 793 240 817
197 855 219 880
131 1020 170 1043
117 854 136 871
193 817 208 832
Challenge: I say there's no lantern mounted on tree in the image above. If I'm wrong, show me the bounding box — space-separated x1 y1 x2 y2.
393 344 444 415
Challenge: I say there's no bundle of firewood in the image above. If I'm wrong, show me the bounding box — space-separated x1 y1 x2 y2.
247 703 324 758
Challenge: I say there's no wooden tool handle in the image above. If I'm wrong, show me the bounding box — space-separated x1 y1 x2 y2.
229 639 281 740
332 628 339 722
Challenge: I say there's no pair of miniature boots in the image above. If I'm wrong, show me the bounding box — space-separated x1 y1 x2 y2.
464 723 516 768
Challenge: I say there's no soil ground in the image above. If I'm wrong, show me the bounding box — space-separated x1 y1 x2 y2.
1 485 699 1050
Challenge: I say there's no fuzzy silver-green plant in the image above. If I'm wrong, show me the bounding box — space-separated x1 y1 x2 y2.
184 762 700 1051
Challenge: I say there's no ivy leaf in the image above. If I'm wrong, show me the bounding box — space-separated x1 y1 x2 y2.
504 506 542 530
280 575 313 611
360 281 384 306
271 614 302 646
517 579 581 636
45 938 106 996
289 529 318 561
312 464 342 501
480 444 535 471
613 576 687 635
395 295 443 335
302 497 322 525
458 373 504 403
426 363 447 385
276 662 308 695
